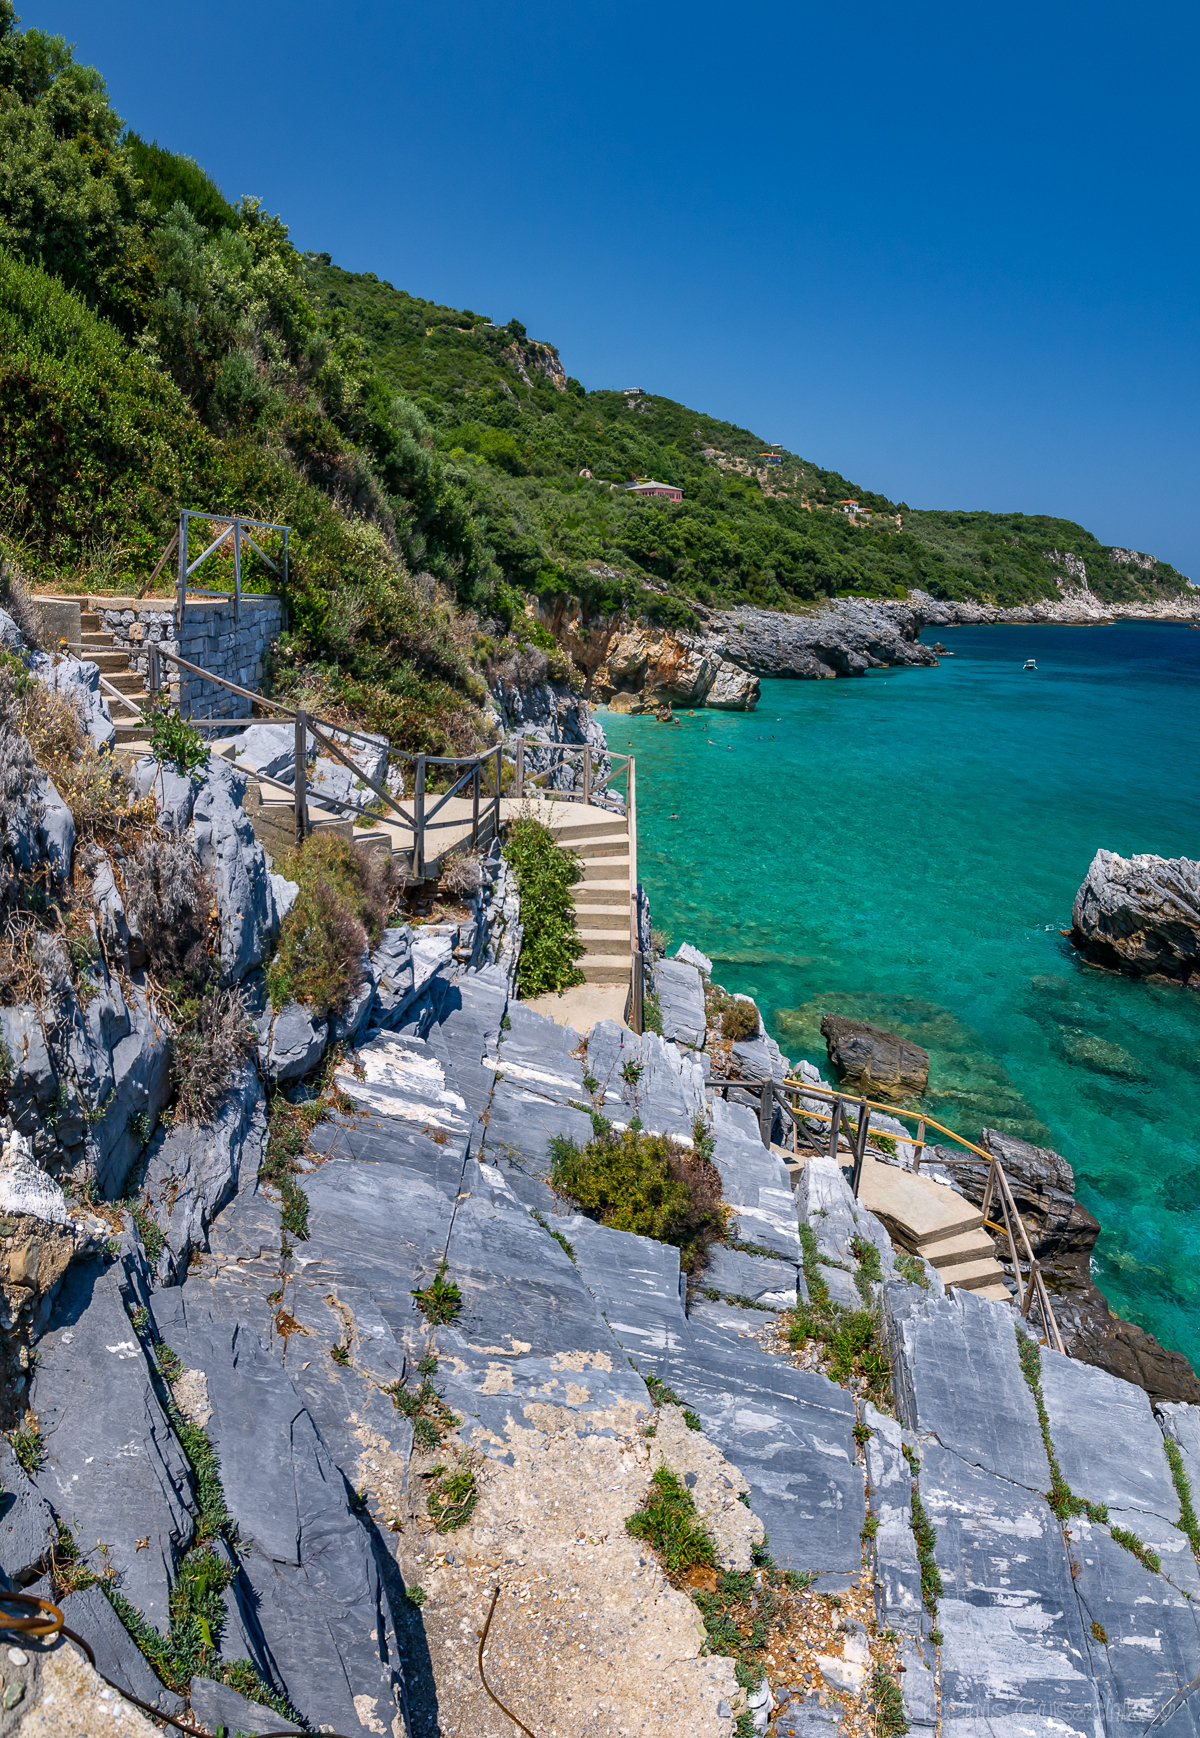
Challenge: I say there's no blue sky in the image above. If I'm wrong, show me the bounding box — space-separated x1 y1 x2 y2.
26 0 1200 577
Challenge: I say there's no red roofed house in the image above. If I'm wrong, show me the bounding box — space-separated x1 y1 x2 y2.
626 479 683 501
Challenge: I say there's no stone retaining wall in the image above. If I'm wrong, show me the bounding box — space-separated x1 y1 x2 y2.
95 594 283 718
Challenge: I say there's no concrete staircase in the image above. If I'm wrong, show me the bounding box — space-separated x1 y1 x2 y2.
548 807 634 989
856 1152 1010 1300
78 612 150 748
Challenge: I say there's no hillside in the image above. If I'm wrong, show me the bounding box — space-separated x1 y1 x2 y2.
0 0 1190 756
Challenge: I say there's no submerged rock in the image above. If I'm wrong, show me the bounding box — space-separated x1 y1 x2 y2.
820 1014 929 1098
1071 847 1200 984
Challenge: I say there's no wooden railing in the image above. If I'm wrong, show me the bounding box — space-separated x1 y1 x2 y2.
146 646 502 876
770 1075 1065 1351
511 738 629 806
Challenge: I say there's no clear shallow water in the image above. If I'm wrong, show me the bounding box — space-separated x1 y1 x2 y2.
604 621 1200 1365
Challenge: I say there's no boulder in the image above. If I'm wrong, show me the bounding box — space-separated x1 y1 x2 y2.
139 1064 266 1283
37 777 74 884
191 756 282 984
705 657 760 710
928 1128 1100 1260
28 653 115 751
1071 847 1200 983
130 755 197 837
675 941 712 974
257 1000 328 1084
651 957 707 1048
820 1014 929 1097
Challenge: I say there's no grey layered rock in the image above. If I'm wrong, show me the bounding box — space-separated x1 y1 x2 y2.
258 1000 328 1084
713 600 939 681
327 946 376 1047
139 1064 266 1283
702 1243 798 1307
366 924 415 1028
92 853 131 969
1071 847 1200 984
730 1032 788 1085
0 607 22 652
675 941 713 974
1038 1348 1179 1517
652 956 707 1047
886 1286 1050 1492
191 756 282 984
798 1152 895 1307
269 870 298 925
1067 1515 1200 1736
0 1438 56 1582
231 722 314 782
130 756 198 837
30 1257 195 1631
820 1014 929 1097
28 652 115 750
862 1405 924 1631
584 1018 707 1135
0 1006 58 1132
150 1292 405 1736
190 1675 301 1735
711 1097 802 1261
920 1442 1100 1732
37 777 74 883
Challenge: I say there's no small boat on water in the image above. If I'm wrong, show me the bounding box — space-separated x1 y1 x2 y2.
1023 658 1038 670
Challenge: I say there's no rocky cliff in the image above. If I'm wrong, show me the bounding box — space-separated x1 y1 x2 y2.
1071 849 1200 986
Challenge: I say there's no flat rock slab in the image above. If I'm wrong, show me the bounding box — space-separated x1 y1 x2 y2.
37 1582 184 1715
887 1285 1050 1493
584 1019 707 1135
0 1439 56 1582
30 1257 194 1631
1039 1347 1179 1520
1068 1515 1200 1735
190 1674 302 1735
703 1243 798 1307
150 1292 404 1736
919 1443 1100 1730
711 1098 802 1261
566 1216 865 1584
652 957 707 1048
862 1407 924 1631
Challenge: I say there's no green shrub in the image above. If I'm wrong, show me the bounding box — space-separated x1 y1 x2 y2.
721 1000 759 1041
147 700 207 773
266 832 394 1014
502 814 585 996
549 1124 723 1273
872 1660 910 1737
428 1457 478 1530
625 1466 715 1575
412 1262 462 1324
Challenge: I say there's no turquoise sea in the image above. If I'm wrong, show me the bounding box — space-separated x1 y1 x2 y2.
603 620 1200 1366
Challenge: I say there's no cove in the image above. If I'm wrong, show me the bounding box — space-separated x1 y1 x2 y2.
603 619 1200 1367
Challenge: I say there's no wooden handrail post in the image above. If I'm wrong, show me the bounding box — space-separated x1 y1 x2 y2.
582 744 591 808
472 760 481 846
414 754 426 879
515 737 525 799
493 744 502 838
851 1097 870 1196
630 950 644 1035
758 1080 772 1148
827 1096 842 1162
233 517 242 626
912 1116 927 1173
148 642 160 699
294 708 307 847
176 509 187 631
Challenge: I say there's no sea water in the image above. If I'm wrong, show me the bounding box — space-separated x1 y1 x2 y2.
604 620 1200 1365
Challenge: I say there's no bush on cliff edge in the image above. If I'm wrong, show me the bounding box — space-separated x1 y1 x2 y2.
502 811 585 996
267 834 394 1015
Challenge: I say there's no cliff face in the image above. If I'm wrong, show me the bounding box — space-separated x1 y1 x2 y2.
534 596 761 711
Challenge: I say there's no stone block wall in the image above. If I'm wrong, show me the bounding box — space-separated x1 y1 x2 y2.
96 595 283 718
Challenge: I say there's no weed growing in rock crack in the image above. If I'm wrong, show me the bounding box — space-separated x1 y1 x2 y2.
8 1415 43 1475
690 1544 810 1706
861 1512 880 1542
1015 1330 1109 1524
871 1659 910 1737
727 1236 779 1259
626 1465 716 1575
1163 1437 1200 1559
412 1262 462 1324
894 1252 929 1290
643 990 664 1036
850 1235 883 1303
279 1176 310 1240
909 1488 943 1614
530 1208 576 1263
387 1362 459 1448
724 1293 775 1312
407 1584 427 1607
641 1371 699 1428
427 1457 478 1531
1091 1620 1109 1644
581 1073 600 1096
854 1420 872 1448
129 1199 165 1264
330 1343 350 1366
1110 1525 1161 1573
787 1229 893 1407
549 1123 723 1273
49 1521 112 1596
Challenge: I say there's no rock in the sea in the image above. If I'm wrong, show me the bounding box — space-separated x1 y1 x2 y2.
1071 847 1200 983
820 1015 929 1097
931 1129 1100 1261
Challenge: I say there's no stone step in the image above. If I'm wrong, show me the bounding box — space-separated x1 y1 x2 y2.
89 649 133 673
941 1255 1010 1293
579 856 632 881
104 670 147 694
80 631 115 650
576 878 629 904
579 954 634 985
923 1229 1002 1272
577 929 632 956
80 611 102 630
571 903 627 929
570 837 631 859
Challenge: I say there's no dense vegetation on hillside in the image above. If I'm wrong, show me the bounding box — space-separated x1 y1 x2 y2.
0 0 1189 753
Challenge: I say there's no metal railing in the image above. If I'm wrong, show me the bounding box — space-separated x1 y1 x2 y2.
768 1074 1065 1351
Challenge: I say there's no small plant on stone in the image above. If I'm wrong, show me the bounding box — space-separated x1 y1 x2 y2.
330 1343 350 1366
625 1465 716 1576
427 1457 478 1531
720 1000 759 1042
412 1262 462 1324
127 1109 152 1150
894 1252 930 1289
407 1585 427 1607
871 1660 910 1737
130 1199 165 1265
1091 1620 1108 1644
8 1415 43 1476
147 698 208 775
531 1208 576 1263
642 990 664 1036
